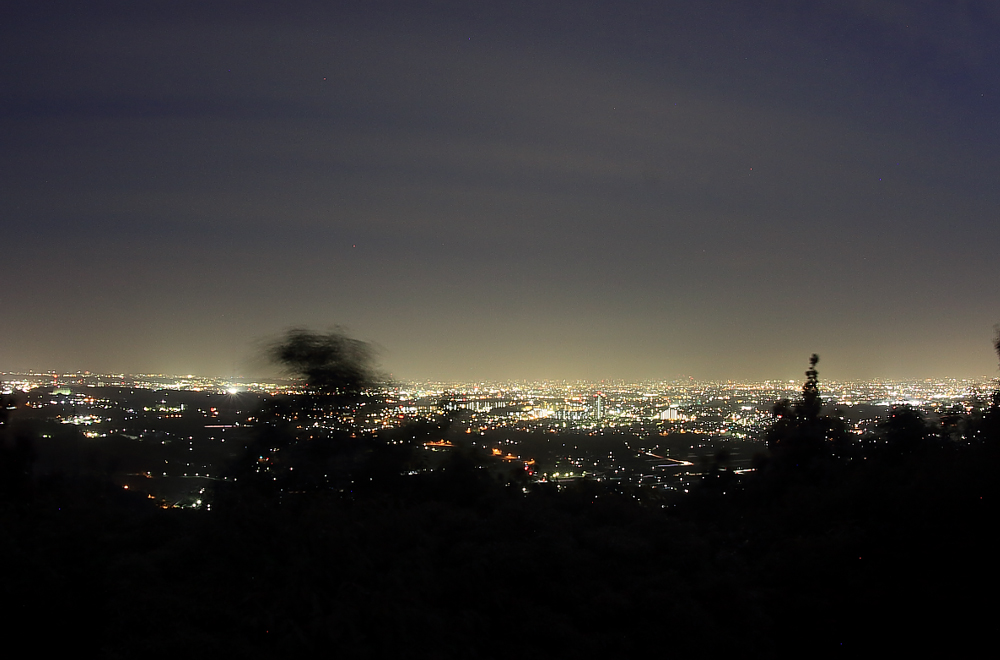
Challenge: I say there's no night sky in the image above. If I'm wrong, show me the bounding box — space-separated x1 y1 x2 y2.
3 1 998 382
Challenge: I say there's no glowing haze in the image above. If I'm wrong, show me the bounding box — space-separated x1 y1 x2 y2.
2 1 998 382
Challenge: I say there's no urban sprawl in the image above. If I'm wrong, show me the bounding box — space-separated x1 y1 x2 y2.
2 371 994 508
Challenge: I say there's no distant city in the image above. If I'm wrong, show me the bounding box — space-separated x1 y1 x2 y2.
4 369 994 508
4 370 993 435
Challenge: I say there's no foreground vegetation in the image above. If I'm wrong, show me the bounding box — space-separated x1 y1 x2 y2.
2 338 998 658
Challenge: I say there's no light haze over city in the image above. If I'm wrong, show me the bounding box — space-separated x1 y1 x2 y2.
3 2 998 382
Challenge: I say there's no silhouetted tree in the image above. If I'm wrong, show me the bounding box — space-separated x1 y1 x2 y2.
220 328 383 501
268 327 378 400
983 324 1000 441
876 405 936 459
0 390 37 502
764 354 852 471
699 448 738 495
792 353 817 412
766 355 822 452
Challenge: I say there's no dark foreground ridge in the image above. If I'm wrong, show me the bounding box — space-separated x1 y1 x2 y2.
2 345 999 658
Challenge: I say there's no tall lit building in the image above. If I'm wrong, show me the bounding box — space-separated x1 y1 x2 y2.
593 393 604 420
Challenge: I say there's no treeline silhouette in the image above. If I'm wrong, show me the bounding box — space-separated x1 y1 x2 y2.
2 330 998 658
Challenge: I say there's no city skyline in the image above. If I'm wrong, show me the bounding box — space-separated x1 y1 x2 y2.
4 368 995 397
3 2 999 381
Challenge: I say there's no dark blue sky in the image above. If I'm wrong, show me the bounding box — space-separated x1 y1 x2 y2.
3 1 999 381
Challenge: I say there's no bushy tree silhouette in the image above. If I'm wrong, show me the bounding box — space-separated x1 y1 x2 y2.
221 328 383 501
876 405 937 458
268 327 378 400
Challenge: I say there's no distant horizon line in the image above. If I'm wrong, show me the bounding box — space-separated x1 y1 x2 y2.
2 369 997 387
